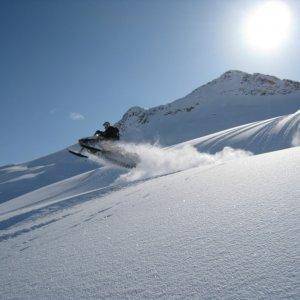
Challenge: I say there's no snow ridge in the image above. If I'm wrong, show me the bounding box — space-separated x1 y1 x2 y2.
180 109 300 154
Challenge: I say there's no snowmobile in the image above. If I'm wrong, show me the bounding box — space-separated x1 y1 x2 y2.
68 135 139 169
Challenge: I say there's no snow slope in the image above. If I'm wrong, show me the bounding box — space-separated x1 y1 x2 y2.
117 70 300 145
0 148 99 203
177 109 300 154
1 110 299 208
0 146 299 299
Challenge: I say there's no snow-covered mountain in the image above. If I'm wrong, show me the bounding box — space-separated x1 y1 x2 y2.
117 70 300 145
1 70 299 299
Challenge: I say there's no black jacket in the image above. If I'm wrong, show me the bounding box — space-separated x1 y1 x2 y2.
95 126 119 140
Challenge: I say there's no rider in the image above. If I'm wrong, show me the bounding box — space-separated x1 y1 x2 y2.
79 121 119 149
94 122 120 141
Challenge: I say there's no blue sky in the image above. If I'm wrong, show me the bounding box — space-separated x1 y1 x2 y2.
1 0 300 165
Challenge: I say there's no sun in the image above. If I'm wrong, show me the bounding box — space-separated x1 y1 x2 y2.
244 0 292 52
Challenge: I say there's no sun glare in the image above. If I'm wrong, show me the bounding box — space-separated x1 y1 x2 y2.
244 0 292 52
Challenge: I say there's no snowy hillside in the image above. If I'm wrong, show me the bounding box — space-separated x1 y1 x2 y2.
177 109 300 154
1 146 299 298
1 70 299 299
1 109 298 208
0 148 99 203
117 70 300 145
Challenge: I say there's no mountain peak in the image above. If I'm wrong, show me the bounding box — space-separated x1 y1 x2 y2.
219 70 247 80
202 70 300 96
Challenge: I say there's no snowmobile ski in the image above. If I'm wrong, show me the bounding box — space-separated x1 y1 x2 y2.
78 143 109 154
68 149 88 158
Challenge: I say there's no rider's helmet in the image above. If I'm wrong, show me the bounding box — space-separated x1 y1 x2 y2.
103 121 110 129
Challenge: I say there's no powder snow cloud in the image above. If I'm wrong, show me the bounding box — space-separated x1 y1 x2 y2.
116 143 252 182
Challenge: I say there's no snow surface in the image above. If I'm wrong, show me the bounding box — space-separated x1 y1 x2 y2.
0 147 299 298
0 148 99 203
177 109 300 154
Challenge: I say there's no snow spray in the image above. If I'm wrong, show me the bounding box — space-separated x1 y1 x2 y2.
116 143 252 182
